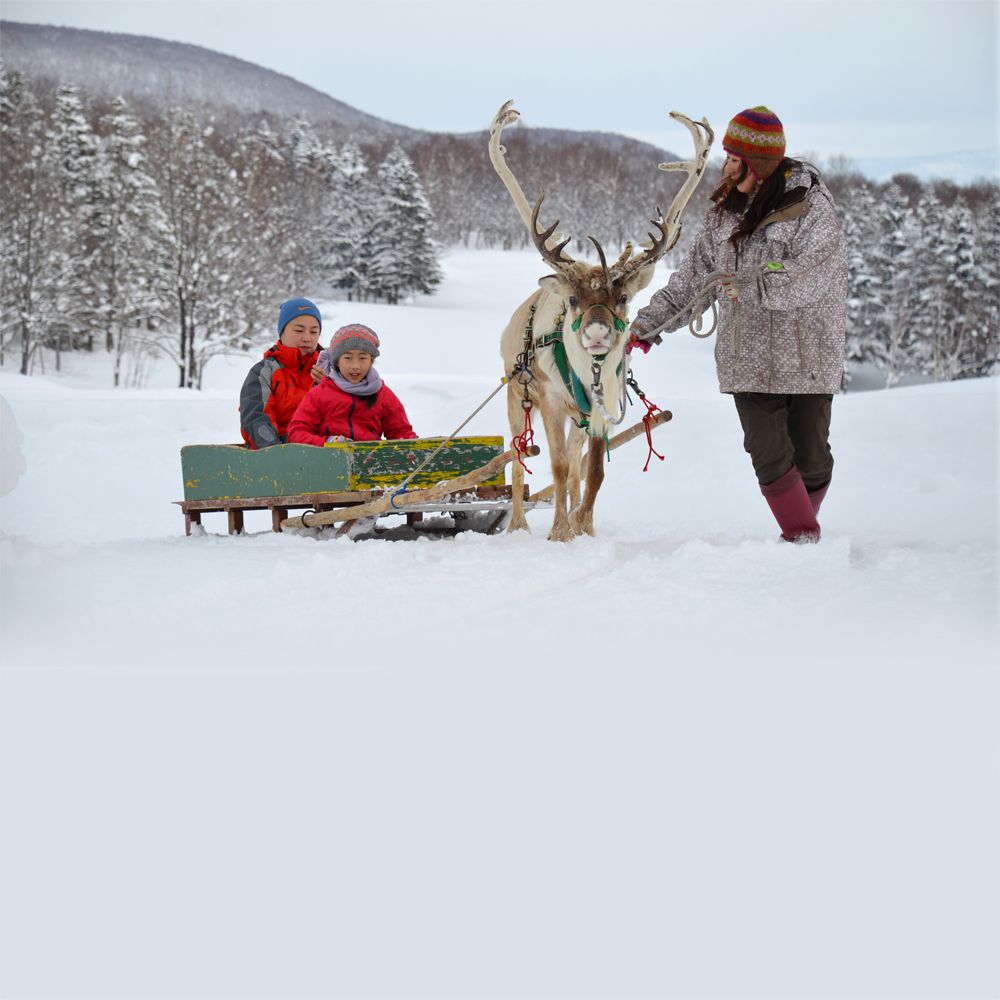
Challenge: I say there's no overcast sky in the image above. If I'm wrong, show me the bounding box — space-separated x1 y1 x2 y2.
3 0 998 165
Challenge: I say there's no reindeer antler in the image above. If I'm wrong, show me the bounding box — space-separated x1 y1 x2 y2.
530 194 575 270
589 236 612 288
489 100 576 270
613 111 715 284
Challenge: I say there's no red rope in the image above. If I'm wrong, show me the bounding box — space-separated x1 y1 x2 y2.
512 403 535 474
637 392 665 472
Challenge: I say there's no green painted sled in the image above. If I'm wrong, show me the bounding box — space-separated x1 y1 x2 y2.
180 437 506 502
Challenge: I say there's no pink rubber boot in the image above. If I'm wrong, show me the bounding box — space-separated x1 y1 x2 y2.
808 481 830 517
760 466 821 543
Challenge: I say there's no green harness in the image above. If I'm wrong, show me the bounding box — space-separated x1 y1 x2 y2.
533 307 628 435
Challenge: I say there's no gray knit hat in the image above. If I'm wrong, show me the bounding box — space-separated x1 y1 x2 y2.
327 323 380 363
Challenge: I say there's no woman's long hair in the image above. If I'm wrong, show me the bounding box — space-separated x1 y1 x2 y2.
712 157 811 248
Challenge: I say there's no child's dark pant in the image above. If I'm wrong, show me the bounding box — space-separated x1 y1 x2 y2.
733 392 834 489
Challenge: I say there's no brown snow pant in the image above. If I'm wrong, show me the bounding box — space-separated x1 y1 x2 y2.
733 392 834 490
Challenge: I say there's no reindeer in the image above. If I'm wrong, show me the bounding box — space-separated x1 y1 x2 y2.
489 100 714 541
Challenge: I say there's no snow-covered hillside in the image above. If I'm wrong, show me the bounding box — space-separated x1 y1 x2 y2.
1 249 997 998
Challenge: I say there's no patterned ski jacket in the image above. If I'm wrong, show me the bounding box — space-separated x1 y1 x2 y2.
239 341 320 449
632 166 847 395
287 378 417 445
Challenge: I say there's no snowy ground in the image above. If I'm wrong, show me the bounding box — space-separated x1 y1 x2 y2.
1 248 997 999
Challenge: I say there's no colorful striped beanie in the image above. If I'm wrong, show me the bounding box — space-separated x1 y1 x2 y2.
327 323 381 363
723 107 786 181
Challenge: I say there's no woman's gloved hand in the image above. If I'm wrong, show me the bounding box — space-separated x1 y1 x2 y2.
627 332 653 355
717 274 739 302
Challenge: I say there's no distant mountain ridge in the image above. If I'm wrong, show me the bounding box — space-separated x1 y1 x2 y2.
0 20 417 140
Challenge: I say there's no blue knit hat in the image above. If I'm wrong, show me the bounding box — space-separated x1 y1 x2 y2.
277 298 322 336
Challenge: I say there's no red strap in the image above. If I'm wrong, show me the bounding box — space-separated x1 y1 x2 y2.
638 393 665 472
512 403 535 474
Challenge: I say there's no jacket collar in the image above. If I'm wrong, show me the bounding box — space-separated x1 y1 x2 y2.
752 183 811 235
266 340 318 370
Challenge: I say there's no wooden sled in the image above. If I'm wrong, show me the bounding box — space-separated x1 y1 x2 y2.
174 411 670 540
174 436 547 539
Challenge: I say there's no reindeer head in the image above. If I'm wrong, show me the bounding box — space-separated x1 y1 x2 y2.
531 196 670 356
488 100 714 357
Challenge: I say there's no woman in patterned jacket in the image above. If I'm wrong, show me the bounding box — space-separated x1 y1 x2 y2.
630 107 848 543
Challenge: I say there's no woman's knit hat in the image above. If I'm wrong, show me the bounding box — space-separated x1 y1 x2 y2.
328 323 381 363
723 107 786 181
277 297 322 335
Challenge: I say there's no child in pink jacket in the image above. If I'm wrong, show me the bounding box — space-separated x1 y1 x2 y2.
287 324 417 444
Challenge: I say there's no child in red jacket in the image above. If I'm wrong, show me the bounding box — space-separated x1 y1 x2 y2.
240 298 323 449
287 324 417 444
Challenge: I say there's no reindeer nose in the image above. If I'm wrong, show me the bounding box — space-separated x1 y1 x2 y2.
582 320 614 353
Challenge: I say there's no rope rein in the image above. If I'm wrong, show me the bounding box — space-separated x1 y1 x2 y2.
388 376 510 507
638 271 733 343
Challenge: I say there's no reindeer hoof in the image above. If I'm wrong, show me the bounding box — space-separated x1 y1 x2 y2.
548 524 575 542
507 517 530 534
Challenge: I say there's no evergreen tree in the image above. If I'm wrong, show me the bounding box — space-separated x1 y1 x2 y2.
939 201 982 379
872 183 920 386
368 145 442 305
286 115 326 174
908 188 950 380
839 183 884 378
92 96 170 386
0 69 57 374
324 141 375 301
46 83 101 358
972 190 1000 376
278 115 330 291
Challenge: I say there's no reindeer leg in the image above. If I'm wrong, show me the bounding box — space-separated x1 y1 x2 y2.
573 436 606 537
539 397 573 542
506 383 530 533
567 421 585 512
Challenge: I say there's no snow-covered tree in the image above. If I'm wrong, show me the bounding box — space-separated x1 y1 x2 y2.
870 183 921 386
46 83 101 359
0 69 57 374
277 115 331 292
323 141 375 301
839 183 883 377
971 190 1000 376
226 124 297 351
368 145 442 304
91 96 170 386
286 115 326 174
150 109 261 388
939 200 983 379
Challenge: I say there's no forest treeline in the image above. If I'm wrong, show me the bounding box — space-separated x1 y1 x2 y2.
1 66 997 389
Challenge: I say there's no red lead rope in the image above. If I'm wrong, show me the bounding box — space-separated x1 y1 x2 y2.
637 391 665 472
512 402 535 473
